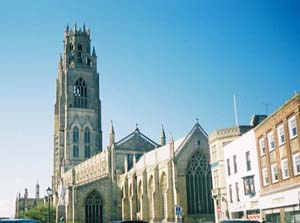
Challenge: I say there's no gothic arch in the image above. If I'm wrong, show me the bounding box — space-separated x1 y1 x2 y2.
73 77 87 108
148 175 154 220
137 180 142 213
160 172 167 220
84 190 103 223
185 151 214 215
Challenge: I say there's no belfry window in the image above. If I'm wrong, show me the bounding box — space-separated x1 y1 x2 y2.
186 152 214 215
73 78 87 108
78 43 83 51
85 190 103 223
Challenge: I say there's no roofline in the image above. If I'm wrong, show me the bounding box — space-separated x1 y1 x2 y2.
255 93 300 130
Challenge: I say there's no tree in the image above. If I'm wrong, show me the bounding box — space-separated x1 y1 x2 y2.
23 206 56 223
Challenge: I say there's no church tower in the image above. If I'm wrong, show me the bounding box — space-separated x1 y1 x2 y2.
53 24 103 193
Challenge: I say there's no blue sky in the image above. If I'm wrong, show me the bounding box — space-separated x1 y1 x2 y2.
0 0 300 217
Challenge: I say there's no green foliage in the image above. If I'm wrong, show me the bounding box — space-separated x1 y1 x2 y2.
23 206 56 223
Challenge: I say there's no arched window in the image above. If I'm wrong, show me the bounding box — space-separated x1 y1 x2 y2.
84 128 90 144
78 43 82 51
148 176 154 220
73 127 79 158
73 127 79 143
160 173 167 220
84 127 91 158
84 146 90 158
85 190 103 223
73 145 79 158
73 78 87 108
69 42 74 51
186 152 214 215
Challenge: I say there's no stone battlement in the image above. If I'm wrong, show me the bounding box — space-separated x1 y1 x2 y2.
63 151 109 186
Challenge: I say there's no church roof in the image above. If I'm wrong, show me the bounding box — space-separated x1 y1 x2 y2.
133 122 207 170
115 126 159 148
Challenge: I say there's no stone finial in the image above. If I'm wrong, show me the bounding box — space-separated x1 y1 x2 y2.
66 24 69 33
92 46 96 57
160 124 166 146
35 180 40 199
124 156 128 173
74 23 77 32
169 133 174 158
24 188 28 199
133 154 136 168
109 120 115 145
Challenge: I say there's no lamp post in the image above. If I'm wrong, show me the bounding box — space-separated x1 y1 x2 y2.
46 187 52 223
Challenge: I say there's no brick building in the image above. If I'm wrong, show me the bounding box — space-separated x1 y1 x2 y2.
255 93 300 223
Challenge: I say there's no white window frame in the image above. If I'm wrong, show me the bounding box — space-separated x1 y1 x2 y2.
277 124 285 146
213 169 219 188
271 164 279 183
259 138 266 156
211 145 217 162
293 153 300 176
262 168 269 186
281 159 289 180
288 116 297 139
267 132 275 152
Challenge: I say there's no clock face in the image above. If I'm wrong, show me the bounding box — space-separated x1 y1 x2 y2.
74 86 81 96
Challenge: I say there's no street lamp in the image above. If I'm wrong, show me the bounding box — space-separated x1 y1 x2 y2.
46 187 52 223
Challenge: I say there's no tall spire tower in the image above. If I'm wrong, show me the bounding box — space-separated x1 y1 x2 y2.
53 24 103 193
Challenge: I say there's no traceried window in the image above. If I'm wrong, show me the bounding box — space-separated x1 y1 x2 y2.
288 116 297 139
85 190 103 223
84 127 91 158
73 127 79 143
73 78 87 108
186 152 214 215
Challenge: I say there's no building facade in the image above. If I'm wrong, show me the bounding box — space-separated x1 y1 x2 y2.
15 183 44 218
255 93 300 223
51 25 215 223
208 125 252 223
120 123 215 223
223 129 261 220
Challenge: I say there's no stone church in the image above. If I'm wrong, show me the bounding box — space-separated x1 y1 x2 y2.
52 25 214 223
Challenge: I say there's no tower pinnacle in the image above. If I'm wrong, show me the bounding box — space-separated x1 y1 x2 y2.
160 125 166 146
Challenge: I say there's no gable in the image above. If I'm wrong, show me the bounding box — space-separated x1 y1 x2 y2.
115 129 159 153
